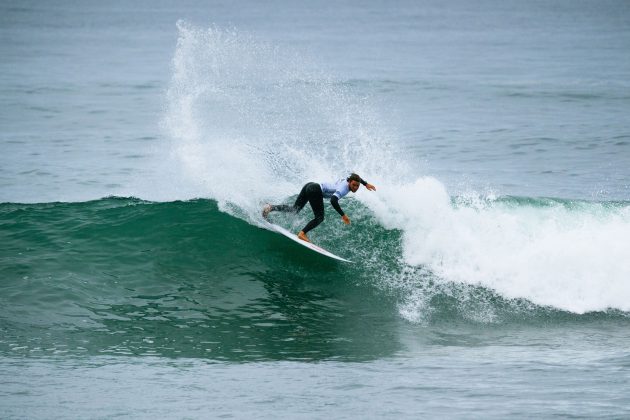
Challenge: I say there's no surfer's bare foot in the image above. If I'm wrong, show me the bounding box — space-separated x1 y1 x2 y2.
297 231 310 242
262 204 272 219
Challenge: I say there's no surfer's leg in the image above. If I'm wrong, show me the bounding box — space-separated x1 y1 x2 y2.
291 182 316 212
268 183 313 214
301 185 325 234
263 184 309 219
269 204 293 212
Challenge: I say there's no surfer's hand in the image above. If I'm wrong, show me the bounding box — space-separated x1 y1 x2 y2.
342 214 351 225
366 183 376 191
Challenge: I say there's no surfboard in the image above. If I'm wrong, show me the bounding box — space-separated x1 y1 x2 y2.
262 220 352 263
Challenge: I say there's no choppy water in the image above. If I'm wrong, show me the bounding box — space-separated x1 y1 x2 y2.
2 0 630 418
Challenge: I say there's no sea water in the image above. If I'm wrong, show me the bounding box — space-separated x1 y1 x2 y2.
1 1 630 418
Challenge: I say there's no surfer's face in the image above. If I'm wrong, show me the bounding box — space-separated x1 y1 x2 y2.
349 180 360 192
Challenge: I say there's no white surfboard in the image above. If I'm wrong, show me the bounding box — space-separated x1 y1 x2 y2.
263 220 352 263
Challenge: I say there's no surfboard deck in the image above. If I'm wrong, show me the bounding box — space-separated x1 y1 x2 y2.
262 220 352 263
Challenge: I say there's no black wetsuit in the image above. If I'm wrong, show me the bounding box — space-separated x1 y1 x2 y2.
270 177 368 234
270 182 326 233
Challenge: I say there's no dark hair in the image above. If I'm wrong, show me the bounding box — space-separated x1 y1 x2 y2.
347 173 362 183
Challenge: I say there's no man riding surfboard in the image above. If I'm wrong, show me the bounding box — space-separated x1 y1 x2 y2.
262 173 376 242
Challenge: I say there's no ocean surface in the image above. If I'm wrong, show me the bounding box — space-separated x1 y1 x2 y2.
2 1 630 418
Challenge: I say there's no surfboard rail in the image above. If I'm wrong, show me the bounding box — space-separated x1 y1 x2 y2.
262 220 352 263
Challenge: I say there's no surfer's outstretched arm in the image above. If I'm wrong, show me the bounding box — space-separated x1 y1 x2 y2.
330 195 350 225
357 175 376 191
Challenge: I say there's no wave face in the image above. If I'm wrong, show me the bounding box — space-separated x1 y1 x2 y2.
1 197 629 361
0 198 404 360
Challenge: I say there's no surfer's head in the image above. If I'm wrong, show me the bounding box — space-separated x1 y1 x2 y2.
347 173 362 192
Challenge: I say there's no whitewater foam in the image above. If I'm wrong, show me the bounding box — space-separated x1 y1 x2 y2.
366 179 630 315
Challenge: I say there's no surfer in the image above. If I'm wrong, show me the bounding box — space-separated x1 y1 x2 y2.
262 173 376 242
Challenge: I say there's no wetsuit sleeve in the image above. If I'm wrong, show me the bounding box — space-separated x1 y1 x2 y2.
330 195 345 216
360 177 368 186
